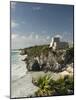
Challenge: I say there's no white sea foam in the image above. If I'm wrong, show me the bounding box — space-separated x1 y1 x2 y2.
11 50 20 53
11 63 27 81
11 51 38 98
11 50 27 81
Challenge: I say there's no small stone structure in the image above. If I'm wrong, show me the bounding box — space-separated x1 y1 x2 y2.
49 37 69 50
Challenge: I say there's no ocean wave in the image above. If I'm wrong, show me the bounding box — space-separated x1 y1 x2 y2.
11 60 27 81
11 50 28 82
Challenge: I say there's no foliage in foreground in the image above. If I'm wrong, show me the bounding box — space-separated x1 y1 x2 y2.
33 75 74 97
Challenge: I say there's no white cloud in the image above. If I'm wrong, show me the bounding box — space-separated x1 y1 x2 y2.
54 34 62 39
11 33 50 49
11 2 16 9
11 21 19 28
11 32 73 49
35 35 39 39
12 34 18 39
46 36 50 40
21 36 26 39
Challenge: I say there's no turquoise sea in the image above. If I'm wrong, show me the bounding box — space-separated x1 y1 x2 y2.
11 50 38 98
11 50 20 64
11 50 27 81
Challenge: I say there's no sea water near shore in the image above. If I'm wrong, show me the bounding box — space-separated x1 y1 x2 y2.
11 50 38 98
11 50 27 81
11 50 60 98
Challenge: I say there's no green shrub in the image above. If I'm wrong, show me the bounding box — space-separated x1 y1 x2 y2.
64 47 74 64
22 44 49 57
34 75 74 97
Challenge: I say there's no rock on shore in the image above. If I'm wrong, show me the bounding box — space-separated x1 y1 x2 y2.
20 46 74 72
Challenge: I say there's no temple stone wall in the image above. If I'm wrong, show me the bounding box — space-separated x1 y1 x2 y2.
49 37 69 50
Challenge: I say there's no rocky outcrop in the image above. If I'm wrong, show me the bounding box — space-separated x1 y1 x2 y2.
32 60 40 71
21 46 74 72
20 49 27 55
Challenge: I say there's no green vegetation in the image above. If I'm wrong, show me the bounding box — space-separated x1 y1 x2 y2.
64 47 74 64
33 75 74 97
20 45 74 62
20 44 49 57
20 44 74 72
22 45 74 97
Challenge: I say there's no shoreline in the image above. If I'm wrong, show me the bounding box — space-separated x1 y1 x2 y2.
11 68 73 98
11 70 58 98
11 47 74 98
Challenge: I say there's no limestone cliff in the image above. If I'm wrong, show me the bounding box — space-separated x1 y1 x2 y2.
20 45 74 72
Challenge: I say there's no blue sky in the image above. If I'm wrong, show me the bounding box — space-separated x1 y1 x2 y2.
11 2 73 49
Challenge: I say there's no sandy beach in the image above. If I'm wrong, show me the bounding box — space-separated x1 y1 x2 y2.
11 70 61 98
11 72 38 98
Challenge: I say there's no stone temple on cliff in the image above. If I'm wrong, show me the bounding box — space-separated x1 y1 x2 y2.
49 36 69 50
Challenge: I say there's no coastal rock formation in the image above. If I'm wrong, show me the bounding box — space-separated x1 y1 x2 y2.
20 45 74 72
32 60 40 71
